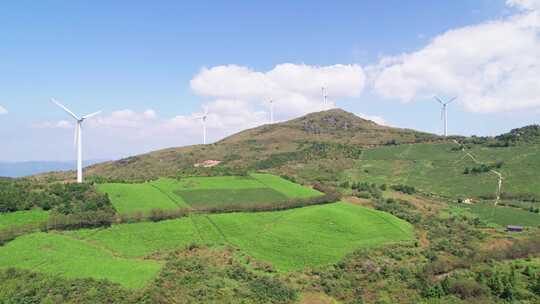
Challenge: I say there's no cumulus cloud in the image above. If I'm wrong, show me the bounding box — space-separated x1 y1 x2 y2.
368 1 540 113
0 105 7 115
191 63 366 116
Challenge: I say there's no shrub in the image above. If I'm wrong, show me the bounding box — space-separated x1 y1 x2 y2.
448 279 489 299
391 184 416 195
47 210 114 230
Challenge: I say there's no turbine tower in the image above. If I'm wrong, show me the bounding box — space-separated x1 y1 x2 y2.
434 96 457 137
51 99 101 183
269 99 274 124
321 87 328 105
195 106 209 144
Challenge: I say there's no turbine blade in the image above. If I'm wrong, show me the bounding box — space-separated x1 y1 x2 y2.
446 96 457 104
82 111 101 119
204 106 209 116
51 98 80 120
441 107 444 120
434 96 445 105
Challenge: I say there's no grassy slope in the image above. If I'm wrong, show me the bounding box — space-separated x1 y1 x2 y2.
99 174 322 214
96 183 183 214
467 203 540 227
0 209 48 230
251 173 322 198
344 142 540 198
67 202 414 271
0 233 161 289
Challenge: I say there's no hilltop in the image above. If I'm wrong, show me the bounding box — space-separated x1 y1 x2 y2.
35 109 438 181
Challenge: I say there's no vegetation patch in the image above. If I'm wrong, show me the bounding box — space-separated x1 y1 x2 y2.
143 246 297 304
343 142 540 199
251 173 322 198
0 209 48 230
466 203 540 227
67 203 414 271
176 188 288 209
0 233 162 289
96 182 184 215
97 174 323 215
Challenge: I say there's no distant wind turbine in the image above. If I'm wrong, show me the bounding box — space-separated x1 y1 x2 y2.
195 106 209 144
268 99 274 124
51 98 101 183
322 87 328 106
434 96 457 137
452 139 504 206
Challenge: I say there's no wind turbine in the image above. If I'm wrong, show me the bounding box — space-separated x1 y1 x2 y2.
51 98 101 183
268 99 274 124
195 106 209 144
321 87 328 106
434 96 457 137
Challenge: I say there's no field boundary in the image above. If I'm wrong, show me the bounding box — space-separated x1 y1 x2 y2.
149 184 190 209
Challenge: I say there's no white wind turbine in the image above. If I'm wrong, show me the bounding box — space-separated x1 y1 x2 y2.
195 106 209 144
51 98 101 183
434 96 457 137
321 87 328 106
268 99 274 124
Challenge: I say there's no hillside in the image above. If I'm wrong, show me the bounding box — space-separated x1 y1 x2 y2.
35 109 438 181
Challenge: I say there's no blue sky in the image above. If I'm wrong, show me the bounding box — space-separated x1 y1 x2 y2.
1 0 539 161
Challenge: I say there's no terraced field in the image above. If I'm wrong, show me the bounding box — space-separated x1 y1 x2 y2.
98 173 323 214
0 203 414 287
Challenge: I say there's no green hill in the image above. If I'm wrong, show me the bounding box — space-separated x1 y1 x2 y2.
34 109 437 181
32 110 540 203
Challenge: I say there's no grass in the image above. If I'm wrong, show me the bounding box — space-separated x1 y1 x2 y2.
250 173 322 198
342 142 540 198
466 203 540 227
176 188 289 209
0 232 162 289
0 209 48 230
66 202 414 271
96 182 187 214
98 173 322 214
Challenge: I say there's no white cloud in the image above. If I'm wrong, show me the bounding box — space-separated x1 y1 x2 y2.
0 105 7 115
191 63 366 116
369 2 540 113
88 109 156 128
32 120 73 129
507 0 540 10
355 113 389 126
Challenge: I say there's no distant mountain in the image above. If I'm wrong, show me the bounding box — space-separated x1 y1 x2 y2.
34 109 439 181
0 160 107 178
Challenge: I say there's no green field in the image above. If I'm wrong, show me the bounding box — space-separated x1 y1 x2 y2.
0 209 48 230
466 203 540 227
0 233 161 289
342 142 540 198
98 174 322 214
66 202 414 271
176 188 289 209
96 182 186 214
